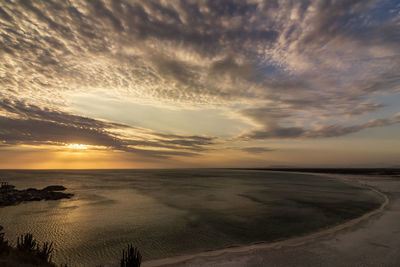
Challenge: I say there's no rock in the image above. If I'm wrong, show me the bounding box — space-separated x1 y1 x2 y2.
26 188 38 191
0 184 73 207
42 185 66 191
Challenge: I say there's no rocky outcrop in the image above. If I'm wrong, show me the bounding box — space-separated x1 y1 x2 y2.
0 184 73 207
42 185 67 191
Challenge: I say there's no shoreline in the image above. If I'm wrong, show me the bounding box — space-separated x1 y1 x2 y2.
143 172 390 267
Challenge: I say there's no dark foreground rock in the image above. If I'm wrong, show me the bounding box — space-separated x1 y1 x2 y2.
0 184 73 207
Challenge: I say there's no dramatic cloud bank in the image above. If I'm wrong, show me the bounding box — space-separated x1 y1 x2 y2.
0 97 216 158
0 0 399 165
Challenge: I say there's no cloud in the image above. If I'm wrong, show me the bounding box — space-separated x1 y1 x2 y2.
305 114 400 138
0 0 399 149
0 97 126 129
241 111 400 140
1 1 396 104
0 98 216 158
240 147 275 154
346 103 384 116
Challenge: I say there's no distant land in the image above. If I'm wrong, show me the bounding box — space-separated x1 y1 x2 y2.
236 168 400 176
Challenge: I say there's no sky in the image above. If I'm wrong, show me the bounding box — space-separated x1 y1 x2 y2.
0 0 399 169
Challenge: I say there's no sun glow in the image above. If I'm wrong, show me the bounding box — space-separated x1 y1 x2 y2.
67 144 88 150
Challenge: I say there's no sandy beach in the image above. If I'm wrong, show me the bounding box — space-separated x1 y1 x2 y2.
143 173 400 267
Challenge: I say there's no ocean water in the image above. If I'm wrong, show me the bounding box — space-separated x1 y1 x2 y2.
0 169 382 266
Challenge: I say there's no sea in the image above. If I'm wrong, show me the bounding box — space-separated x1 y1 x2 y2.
0 169 382 266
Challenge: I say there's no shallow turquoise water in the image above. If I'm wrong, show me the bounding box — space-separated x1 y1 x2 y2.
0 169 382 266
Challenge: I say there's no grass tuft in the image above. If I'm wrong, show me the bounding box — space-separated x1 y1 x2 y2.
0 226 10 255
36 241 54 263
120 244 142 267
17 233 37 252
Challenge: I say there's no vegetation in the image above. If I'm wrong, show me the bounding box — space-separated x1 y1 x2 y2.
0 225 142 267
120 244 142 267
0 226 9 255
36 242 54 263
17 233 37 251
15 233 54 263
0 230 56 267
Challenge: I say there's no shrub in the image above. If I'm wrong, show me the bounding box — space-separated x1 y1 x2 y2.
36 241 54 263
16 233 55 264
120 244 142 267
17 233 37 252
0 225 10 254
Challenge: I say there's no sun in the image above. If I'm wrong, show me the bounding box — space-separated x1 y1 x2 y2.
67 144 88 150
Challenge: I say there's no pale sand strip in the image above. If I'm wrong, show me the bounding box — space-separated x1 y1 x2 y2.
143 173 390 267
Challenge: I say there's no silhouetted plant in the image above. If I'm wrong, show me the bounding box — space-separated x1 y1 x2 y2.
120 244 142 267
36 241 54 263
0 225 10 254
16 233 55 263
17 233 37 252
